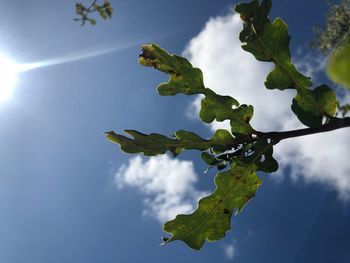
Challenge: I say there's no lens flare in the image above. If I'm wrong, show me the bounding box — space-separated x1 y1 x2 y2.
0 54 18 103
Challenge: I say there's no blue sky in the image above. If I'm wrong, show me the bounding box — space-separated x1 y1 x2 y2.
0 0 350 262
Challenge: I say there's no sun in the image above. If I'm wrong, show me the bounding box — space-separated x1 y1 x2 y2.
0 53 18 103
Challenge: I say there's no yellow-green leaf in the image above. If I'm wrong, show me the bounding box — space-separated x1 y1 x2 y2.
327 41 350 89
139 44 254 135
163 162 261 250
105 129 236 157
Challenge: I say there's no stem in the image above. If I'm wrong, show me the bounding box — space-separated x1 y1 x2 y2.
87 0 98 11
257 117 350 142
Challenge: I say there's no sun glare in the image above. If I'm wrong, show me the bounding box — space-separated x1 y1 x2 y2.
0 53 18 103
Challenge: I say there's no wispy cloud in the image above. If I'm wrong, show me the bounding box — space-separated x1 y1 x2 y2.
183 13 350 199
293 46 328 82
223 242 237 260
115 155 208 222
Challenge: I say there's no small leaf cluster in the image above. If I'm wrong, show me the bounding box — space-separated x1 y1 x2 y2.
106 0 348 250
75 0 113 26
312 0 350 53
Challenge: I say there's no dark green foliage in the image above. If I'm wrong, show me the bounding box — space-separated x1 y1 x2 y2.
235 0 271 41
242 138 278 173
106 0 348 250
75 0 113 26
292 85 337 127
201 152 228 171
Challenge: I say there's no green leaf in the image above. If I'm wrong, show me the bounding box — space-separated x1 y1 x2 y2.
105 129 236 157
163 162 261 250
76 3 86 15
89 18 96 25
210 129 236 153
235 0 271 42
201 152 218 166
199 89 239 122
199 92 254 135
327 41 350 89
235 0 338 127
235 1 311 90
97 6 108 19
139 44 205 95
103 1 113 17
139 44 255 135
291 85 337 127
240 16 312 90
229 105 254 135
201 152 229 171
217 162 229 170
243 138 278 173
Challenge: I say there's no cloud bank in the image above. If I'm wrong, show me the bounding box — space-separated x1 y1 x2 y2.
183 14 350 199
115 155 208 222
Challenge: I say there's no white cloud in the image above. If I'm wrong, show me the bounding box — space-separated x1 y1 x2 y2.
184 13 350 199
293 47 328 82
183 14 295 132
276 125 350 199
223 242 236 260
115 155 208 222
